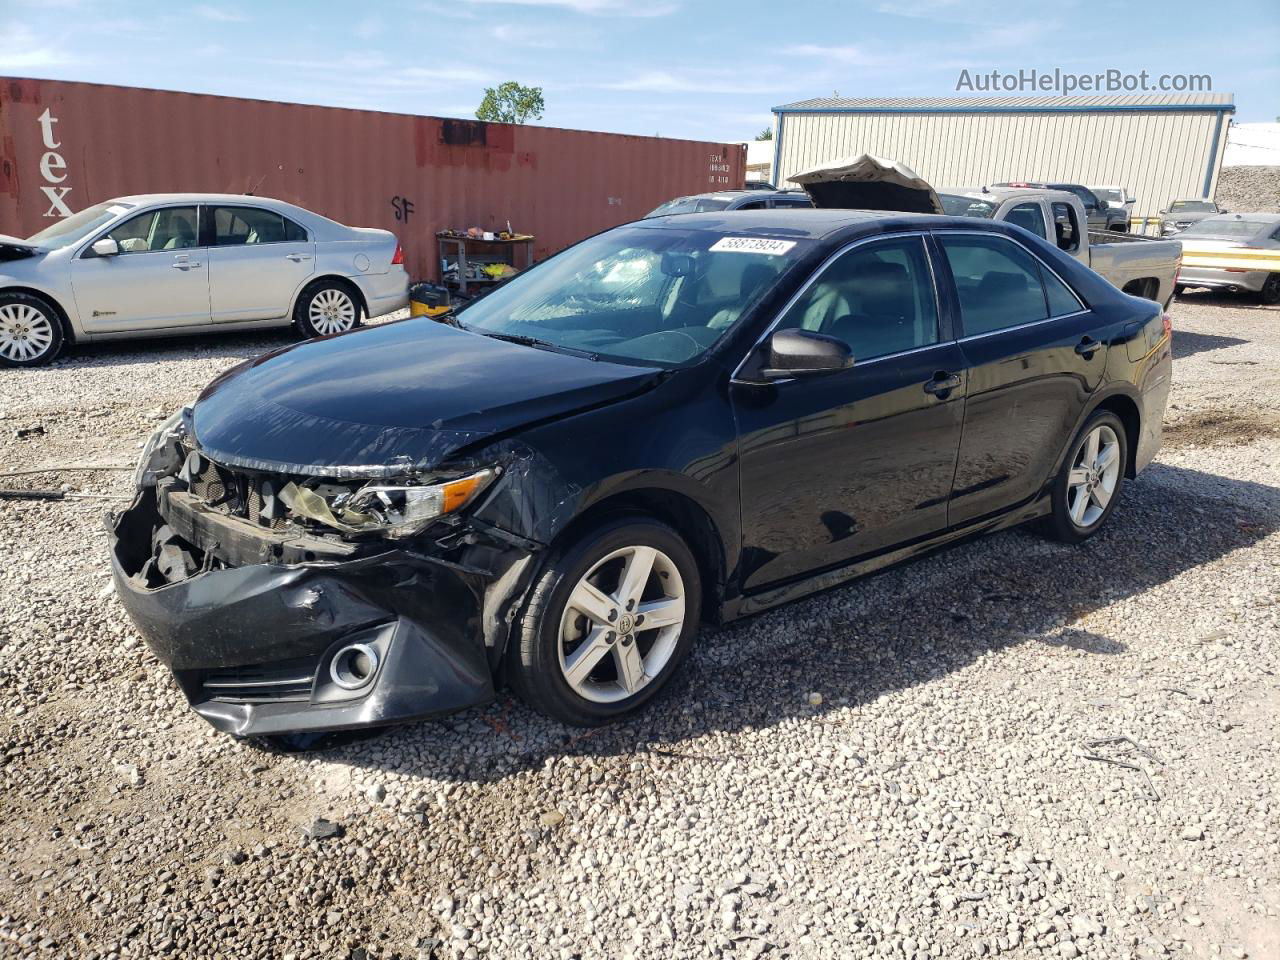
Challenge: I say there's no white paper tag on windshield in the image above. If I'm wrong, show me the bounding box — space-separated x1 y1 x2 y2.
709 236 797 255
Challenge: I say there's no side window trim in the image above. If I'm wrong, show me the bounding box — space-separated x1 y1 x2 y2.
731 231 946 382
930 229 1089 340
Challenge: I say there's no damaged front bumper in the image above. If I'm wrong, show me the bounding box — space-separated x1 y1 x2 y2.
108 485 531 737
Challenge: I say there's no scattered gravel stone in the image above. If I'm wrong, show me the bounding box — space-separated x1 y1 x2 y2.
301 818 342 841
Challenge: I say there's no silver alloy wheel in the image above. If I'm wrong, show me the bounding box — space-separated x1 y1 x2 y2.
0 303 55 362
1067 423 1121 528
308 288 357 335
557 545 686 704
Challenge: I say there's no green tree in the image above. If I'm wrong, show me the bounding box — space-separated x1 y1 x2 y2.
476 82 546 124
755 127 773 141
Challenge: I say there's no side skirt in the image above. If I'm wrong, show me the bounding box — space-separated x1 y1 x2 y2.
722 496 1051 620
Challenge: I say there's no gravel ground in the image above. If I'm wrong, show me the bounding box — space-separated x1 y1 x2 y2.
1214 166 1280 214
0 298 1277 960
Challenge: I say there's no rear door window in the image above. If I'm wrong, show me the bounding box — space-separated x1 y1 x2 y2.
212 206 308 245
1051 202 1081 254
937 234 1050 336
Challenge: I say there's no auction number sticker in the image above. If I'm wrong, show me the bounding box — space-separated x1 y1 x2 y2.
709 237 797 255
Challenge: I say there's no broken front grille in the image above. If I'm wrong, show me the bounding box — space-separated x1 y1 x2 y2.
179 447 286 530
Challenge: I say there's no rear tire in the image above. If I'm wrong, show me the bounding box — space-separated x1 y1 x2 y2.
1261 274 1280 306
294 281 362 338
0 292 63 367
1041 410 1128 544
1174 284 1186 298
509 516 701 726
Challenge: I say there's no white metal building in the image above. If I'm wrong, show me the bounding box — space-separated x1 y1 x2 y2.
770 94 1235 221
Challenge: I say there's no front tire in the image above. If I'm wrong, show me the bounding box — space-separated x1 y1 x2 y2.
509 517 701 726
295 282 362 338
0 292 63 367
1042 410 1128 544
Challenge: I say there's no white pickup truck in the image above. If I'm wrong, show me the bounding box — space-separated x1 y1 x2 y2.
788 156 1182 309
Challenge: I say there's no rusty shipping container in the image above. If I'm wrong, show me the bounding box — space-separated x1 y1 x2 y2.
0 77 745 281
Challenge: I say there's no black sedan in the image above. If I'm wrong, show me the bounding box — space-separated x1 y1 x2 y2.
110 209 1172 736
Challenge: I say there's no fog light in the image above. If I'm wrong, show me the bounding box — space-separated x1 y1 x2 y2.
330 643 380 691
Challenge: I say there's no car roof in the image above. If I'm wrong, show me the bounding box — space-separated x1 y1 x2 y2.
1198 212 1280 224
633 207 1008 240
664 190 806 202
941 186 1076 202
112 193 301 208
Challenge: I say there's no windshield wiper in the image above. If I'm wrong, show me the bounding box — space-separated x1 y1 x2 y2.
473 330 600 361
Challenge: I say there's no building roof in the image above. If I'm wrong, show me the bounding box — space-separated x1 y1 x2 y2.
774 93 1235 114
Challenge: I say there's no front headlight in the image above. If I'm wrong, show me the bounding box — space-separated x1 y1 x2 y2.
279 468 498 539
134 407 190 489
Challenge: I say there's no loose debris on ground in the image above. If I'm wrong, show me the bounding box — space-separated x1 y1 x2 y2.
0 300 1277 959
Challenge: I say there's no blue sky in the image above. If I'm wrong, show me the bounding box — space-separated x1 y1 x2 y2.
3 0 1277 140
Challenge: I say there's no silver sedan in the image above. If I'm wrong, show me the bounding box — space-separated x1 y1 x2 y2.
1174 213 1280 304
0 194 409 366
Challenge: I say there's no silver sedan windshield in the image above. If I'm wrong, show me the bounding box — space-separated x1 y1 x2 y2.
25 201 134 250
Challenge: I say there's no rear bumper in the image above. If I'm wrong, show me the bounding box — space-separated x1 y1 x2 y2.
108 490 495 737
1177 267 1269 293
357 267 411 318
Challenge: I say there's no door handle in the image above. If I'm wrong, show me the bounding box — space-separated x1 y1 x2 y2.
171 261 202 270
286 253 313 262
1075 336 1102 358
923 372 962 397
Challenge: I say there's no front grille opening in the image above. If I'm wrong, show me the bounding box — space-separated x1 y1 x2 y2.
202 657 317 703
179 446 287 530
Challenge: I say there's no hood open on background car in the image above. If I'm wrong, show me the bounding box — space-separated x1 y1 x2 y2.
788 153 944 214
0 234 40 262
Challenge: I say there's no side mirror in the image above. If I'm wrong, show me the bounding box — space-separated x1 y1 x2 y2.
90 237 119 258
760 329 853 379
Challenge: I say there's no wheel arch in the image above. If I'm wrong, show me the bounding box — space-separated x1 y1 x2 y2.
1089 391 1142 478
0 285 76 343
551 486 728 625
290 274 368 322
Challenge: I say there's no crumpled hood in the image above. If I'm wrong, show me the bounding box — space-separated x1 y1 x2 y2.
0 233 42 262
191 319 662 477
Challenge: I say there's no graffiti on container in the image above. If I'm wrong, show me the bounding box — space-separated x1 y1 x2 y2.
36 108 73 218
707 153 731 187
391 196 415 222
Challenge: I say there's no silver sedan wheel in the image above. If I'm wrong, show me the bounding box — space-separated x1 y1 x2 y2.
308 288 357 335
0 303 55 362
1067 423 1121 528
557 545 686 704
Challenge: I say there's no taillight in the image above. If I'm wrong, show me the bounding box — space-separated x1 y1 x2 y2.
1162 313 1172 339
391 242 404 265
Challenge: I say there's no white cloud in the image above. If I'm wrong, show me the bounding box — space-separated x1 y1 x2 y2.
194 5 248 22
601 69 788 95
472 0 677 16
0 25 72 70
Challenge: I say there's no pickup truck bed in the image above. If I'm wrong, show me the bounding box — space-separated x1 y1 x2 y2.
1087 231 1183 308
